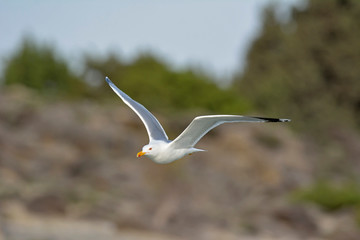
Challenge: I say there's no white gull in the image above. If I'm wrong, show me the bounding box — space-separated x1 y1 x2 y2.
105 77 290 164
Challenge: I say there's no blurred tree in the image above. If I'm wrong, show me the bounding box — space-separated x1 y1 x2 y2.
2 37 87 98
1 37 251 113
84 53 251 114
234 0 360 135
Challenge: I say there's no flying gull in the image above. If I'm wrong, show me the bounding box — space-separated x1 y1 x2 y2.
105 77 290 164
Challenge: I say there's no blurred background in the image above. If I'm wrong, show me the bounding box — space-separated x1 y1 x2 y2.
1 0 360 239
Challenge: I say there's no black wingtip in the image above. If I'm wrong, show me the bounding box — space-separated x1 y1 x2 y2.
252 116 291 122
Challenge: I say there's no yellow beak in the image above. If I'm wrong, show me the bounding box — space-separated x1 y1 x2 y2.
137 151 146 157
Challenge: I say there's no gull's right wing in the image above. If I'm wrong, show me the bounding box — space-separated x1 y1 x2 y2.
105 77 169 142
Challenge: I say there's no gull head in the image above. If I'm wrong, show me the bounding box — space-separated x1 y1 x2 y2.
137 144 156 158
136 141 169 160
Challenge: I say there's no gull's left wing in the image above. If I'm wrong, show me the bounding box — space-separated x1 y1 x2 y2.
169 115 290 149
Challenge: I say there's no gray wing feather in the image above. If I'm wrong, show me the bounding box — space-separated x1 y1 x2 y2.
105 77 168 142
170 115 289 149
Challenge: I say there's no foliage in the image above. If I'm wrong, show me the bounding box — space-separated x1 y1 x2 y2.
234 0 360 134
292 180 360 211
84 53 251 114
1 37 251 114
2 37 87 99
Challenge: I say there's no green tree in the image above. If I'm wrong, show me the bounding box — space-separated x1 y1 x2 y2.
85 53 251 114
235 0 360 134
2 37 87 98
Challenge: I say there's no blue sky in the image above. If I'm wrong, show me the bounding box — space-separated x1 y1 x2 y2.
0 0 303 82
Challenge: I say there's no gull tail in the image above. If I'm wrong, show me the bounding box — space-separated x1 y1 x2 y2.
189 148 206 154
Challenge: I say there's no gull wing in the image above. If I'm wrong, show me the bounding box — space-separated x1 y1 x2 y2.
170 115 290 149
105 77 168 142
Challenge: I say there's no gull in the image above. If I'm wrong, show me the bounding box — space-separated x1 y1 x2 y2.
105 77 290 164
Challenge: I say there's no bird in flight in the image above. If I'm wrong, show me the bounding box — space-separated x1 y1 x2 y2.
105 77 290 164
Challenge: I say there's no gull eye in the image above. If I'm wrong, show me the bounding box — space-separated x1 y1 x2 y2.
149 148 152 150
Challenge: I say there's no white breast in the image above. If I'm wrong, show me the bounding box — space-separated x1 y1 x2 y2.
148 143 203 164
